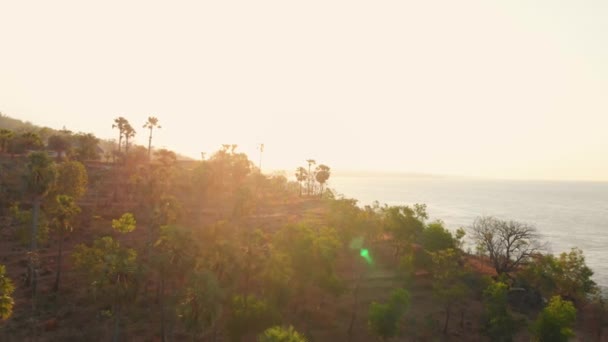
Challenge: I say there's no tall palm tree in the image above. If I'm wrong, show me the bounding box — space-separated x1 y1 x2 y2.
123 123 136 155
24 152 57 296
295 167 307 197
306 159 316 195
0 128 14 153
112 117 128 153
51 195 80 292
143 116 161 160
315 164 331 197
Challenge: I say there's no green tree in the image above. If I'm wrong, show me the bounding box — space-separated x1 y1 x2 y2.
295 167 307 197
368 288 410 341
519 247 596 302
153 225 199 341
431 248 469 334
531 296 577 342
177 269 223 340
74 132 100 161
143 116 161 160
14 131 44 153
482 281 515 341
382 205 426 258
228 294 279 341
47 134 72 161
52 160 88 200
24 152 57 251
258 326 307 342
0 265 15 320
314 164 331 197
0 128 14 153
50 195 81 292
419 220 455 252
112 213 137 233
123 123 136 155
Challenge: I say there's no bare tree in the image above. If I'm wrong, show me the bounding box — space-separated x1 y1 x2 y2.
470 216 544 275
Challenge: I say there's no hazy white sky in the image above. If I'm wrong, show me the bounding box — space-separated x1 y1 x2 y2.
1 1 607 180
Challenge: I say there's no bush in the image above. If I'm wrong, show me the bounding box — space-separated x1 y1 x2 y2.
531 296 576 342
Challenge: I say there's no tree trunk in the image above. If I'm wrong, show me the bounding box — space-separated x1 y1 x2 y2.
160 276 166 342
31 197 40 251
148 128 153 160
118 134 122 153
443 305 451 334
53 229 64 292
113 307 121 342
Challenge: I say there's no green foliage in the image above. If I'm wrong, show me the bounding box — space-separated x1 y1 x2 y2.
431 248 469 333
382 205 426 256
53 160 88 200
51 195 81 233
274 223 344 297
177 270 223 338
482 281 516 341
72 236 138 303
10 203 49 246
368 288 410 340
112 213 137 233
420 220 455 252
519 248 596 302
227 294 280 341
258 325 307 342
531 296 577 342
0 128 14 153
25 151 57 197
10 131 43 153
0 265 15 320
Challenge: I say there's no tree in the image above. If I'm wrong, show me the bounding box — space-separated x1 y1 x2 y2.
382 205 426 258
50 195 81 292
470 216 543 275
123 123 136 155
258 326 307 342
227 294 279 341
53 160 88 200
519 247 596 302
177 269 223 341
531 296 577 342
10 131 43 154
112 117 129 153
0 264 15 320
74 133 100 161
25 152 57 251
143 116 161 160
47 134 72 161
314 164 330 197
482 281 515 341
368 288 410 341
431 248 469 334
305 159 315 195
295 167 307 197
0 128 14 153
72 214 138 342
419 220 455 252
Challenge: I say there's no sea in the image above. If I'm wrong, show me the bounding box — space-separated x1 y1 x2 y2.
329 175 608 287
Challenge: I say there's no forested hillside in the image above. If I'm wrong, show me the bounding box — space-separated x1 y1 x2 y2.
0 114 606 341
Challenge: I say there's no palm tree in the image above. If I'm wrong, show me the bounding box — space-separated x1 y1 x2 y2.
24 152 57 296
0 128 14 153
306 159 316 195
50 195 80 292
295 167 307 196
143 116 161 160
315 164 331 197
123 123 136 155
112 117 128 153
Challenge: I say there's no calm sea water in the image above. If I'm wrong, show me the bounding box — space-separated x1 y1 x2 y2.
329 176 608 287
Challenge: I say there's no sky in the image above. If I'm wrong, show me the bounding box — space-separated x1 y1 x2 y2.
1 1 607 181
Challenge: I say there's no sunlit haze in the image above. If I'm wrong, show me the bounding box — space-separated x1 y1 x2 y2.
1 1 607 181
